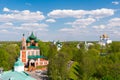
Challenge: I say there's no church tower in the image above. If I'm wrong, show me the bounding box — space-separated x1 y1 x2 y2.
21 34 26 50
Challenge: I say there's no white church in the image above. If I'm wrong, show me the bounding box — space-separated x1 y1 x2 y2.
98 33 112 46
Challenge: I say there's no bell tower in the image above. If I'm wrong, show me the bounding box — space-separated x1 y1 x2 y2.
22 34 26 50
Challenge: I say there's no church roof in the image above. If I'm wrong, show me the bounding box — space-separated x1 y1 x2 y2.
26 38 31 43
34 38 39 42
27 45 39 49
0 58 36 80
29 32 36 40
28 55 45 59
26 32 39 43
0 71 36 80
14 58 24 66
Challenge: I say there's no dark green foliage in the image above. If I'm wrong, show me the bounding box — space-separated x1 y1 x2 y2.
48 41 120 80
0 42 20 70
73 64 83 80
48 52 69 80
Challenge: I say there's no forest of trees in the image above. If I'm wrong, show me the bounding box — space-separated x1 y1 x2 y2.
0 41 120 80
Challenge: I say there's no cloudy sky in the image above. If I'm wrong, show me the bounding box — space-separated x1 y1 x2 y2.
0 0 120 41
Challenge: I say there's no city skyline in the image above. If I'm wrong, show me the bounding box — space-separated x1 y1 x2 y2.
0 0 120 41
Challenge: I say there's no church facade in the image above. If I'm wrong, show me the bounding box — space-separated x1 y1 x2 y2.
20 32 48 70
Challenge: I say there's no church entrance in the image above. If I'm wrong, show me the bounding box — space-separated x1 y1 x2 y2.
29 59 35 67
28 59 36 71
31 62 35 67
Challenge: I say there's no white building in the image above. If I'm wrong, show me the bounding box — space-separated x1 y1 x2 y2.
99 33 112 46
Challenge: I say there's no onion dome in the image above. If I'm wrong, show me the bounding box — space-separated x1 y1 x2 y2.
26 38 30 43
103 33 108 38
35 38 39 42
29 32 36 40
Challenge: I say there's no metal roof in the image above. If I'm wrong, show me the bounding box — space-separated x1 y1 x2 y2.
0 71 36 80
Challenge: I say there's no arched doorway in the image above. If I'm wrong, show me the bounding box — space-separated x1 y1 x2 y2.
29 59 35 67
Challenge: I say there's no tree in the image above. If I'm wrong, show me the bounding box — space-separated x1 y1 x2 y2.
48 52 69 80
0 49 9 70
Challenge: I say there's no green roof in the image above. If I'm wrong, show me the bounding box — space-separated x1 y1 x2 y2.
14 58 24 66
27 46 39 49
56 41 62 45
34 38 39 42
28 55 45 59
0 71 36 80
29 32 36 40
26 38 30 43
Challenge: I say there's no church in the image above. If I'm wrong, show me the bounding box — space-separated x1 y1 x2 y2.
99 33 112 46
20 32 48 70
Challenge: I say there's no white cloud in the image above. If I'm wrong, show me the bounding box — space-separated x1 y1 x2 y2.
48 8 114 19
0 22 14 28
48 9 87 18
108 18 120 27
21 23 48 27
93 17 120 30
59 28 75 32
3 7 19 13
59 27 89 35
93 25 106 29
66 18 96 28
0 29 9 33
14 23 48 31
3 7 10 12
89 8 114 19
0 7 45 22
113 30 120 36
112 1 119 5
59 18 95 35
4 22 13 26
46 19 56 23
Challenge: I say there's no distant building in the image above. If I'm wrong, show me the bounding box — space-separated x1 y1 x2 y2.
53 40 62 51
0 58 36 80
98 33 112 46
76 43 80 49
56 41 62 51
85 41 94 50
20 32 48 71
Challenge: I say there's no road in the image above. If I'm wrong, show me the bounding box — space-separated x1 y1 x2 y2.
26 71 48 80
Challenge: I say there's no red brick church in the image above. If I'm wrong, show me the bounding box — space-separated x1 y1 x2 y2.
20 32 48 70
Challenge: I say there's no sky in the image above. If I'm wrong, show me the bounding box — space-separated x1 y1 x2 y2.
0 0 120 41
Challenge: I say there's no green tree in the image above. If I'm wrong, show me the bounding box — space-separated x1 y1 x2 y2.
0 49 10 70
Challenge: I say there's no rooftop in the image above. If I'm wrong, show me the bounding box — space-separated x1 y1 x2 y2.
0 70 36 80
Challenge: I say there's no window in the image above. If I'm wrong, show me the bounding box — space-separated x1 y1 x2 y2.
32 51 34 55
36 51 39 55
28 51 30 55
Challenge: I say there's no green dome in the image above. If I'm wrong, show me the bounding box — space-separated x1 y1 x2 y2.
14 58 24 66
26 38 30 43
29 32 36 40
35 38 39 42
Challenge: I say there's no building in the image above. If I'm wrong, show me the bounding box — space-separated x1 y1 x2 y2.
99 33 112 46
53 40 62 51
20 32 48 70
0 58 36 80
56 41 62 51
84 41 94 50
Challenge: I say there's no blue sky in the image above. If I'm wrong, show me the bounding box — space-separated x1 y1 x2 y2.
0 0 120 41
